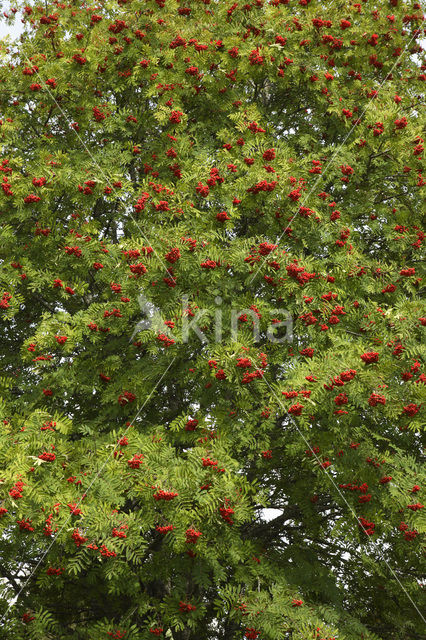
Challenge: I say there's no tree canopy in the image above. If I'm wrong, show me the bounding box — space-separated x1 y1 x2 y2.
0 0 425 639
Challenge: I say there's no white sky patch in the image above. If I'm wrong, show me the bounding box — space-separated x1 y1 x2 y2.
0 3 23 41
262 508 283 521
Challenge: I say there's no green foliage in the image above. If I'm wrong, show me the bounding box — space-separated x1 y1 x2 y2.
0 0 425 639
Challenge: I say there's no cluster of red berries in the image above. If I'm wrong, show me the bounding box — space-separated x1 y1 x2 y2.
112 525 128 539
368 393 386 407
38 451 56 462
358 517 375 536
360 352 379 363
185 528 202 544
156 525 174 534
44 514 58 537
93 106 106 121
324 371 356 393
71 529 87 547
402 403 420 416
99 544 117 558
0 292 12 309
282 390 298 399
216 210 230 222
157 333 175 347
23 193 41 204
133 192 151 212
22 613 35 623
288 403 304 416
334 393 348 406
287 187 302 201
219 501 234 524
340 369 357 382
399 522 418 541
127 454 144 469
78 180 97 195
46 567 63 575
169 110 183 123
72 54 86 65
118 391 136 406
319 459 331 469
129 262 147 276
202 457 218 467
107 630 127 639
153 490 178 501
407 503 423 511
68 502 82 516
242 370 264 384
237 357 252 368
339 482 369 493
64 245 82 257
185 418 198 431
9 479 24 499
179 601 196 612
165 248 180 263
247 179 277 195
17 519 34 532
366 456 385 468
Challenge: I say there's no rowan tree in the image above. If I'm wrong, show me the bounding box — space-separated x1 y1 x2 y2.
0 1 425 639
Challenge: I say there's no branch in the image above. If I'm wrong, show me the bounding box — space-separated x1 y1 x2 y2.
0 563 26 597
